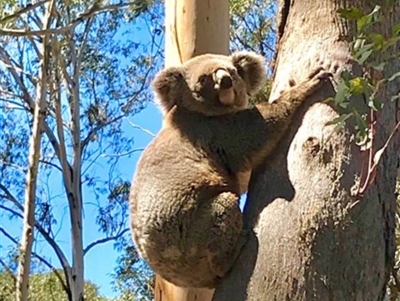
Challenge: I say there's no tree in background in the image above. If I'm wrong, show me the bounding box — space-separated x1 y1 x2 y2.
0 0 163 300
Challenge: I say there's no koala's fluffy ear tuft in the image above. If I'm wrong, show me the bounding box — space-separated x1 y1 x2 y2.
152 67 184 114
231 51 267 96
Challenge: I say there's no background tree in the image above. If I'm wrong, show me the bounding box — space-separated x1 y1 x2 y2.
0 0 163 300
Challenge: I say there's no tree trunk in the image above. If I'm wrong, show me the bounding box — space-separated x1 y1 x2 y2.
15 58 46 301
155 0 229 300
164 0 230 66
15 4 51 300
213 1 399 301
69 35 84 301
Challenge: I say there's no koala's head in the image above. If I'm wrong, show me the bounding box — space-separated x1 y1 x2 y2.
152 51 266 116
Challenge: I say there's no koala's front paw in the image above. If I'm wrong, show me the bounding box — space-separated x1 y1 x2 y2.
308 67 333 86
300 67 332 97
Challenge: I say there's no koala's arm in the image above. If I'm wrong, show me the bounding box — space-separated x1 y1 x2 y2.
214 69 330 171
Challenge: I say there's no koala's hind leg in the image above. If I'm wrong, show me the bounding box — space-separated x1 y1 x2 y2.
204 192 248 278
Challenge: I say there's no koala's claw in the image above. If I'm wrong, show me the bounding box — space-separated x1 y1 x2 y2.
308 67 333 82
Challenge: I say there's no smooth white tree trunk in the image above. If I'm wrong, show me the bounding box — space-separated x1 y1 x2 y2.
15 3 52 300
155 1 229 300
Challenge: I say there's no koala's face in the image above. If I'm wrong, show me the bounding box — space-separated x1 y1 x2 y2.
152 52 266 116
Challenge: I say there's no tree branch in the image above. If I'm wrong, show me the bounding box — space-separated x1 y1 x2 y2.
0 45 63 162
83 228 129 256
101 148 145 158
0 191 72 276
125 119 156 137
0 0 50 24
0 257 17 283
0 226 68 293
0 2 138 37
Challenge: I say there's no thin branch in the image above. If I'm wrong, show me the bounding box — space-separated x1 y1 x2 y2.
83 228 129 256
0 192 72 276
52 40 73 193
0 227 68 293
124 118 156 137
81 115 125 150
0 160 26 172
101 148 145 158
39 159 63 172
0 45 63 162
0 0 50 24
0 257 17 283
0 2 137 37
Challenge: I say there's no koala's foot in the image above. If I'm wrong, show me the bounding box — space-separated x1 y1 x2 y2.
205 192 247 279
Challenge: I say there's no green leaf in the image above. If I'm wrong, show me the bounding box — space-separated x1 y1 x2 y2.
356 5 380 33
368 98 383 111
354 112 367 129
369 33 385 48
368 62 386 71
352 38 366 52
340 70 353 82
355 45 374 64
334 80 348 105
392 23 400 36
339 101 350 109
387 71 400 82
325 113 352 126
391 94 400 102
382 36 400 52
337 7 364 20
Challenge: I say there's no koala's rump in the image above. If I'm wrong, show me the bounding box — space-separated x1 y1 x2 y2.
130 128 237 286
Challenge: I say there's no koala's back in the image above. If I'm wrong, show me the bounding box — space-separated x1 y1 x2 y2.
130 112 243 287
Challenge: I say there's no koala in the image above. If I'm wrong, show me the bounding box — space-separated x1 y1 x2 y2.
129 51 330 288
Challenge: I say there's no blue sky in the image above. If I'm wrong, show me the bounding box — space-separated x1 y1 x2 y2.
84 103 162 298
0 11 163 299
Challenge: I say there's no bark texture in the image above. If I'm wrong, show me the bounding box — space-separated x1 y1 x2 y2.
213 1 399 301
15 3 52 300
155 0 229 300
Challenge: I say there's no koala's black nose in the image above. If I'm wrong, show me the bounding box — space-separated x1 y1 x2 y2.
220 76 233 89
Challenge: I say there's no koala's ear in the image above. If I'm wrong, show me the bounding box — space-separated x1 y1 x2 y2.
151 67 184 114
231 51 267 95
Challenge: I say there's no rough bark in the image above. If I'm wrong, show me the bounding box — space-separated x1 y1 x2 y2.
213 1 399 301
15 2 52 300
155 0 229 300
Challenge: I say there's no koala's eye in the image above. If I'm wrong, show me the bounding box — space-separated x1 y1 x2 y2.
227 68 237 76
198 74 211 85
236 65 245 79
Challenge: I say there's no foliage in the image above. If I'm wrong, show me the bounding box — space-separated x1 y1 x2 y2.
0 270 109 301
230 0 276 69
387 177 400 300
0 0 163 300
333 4 400 299
330 5 400 146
